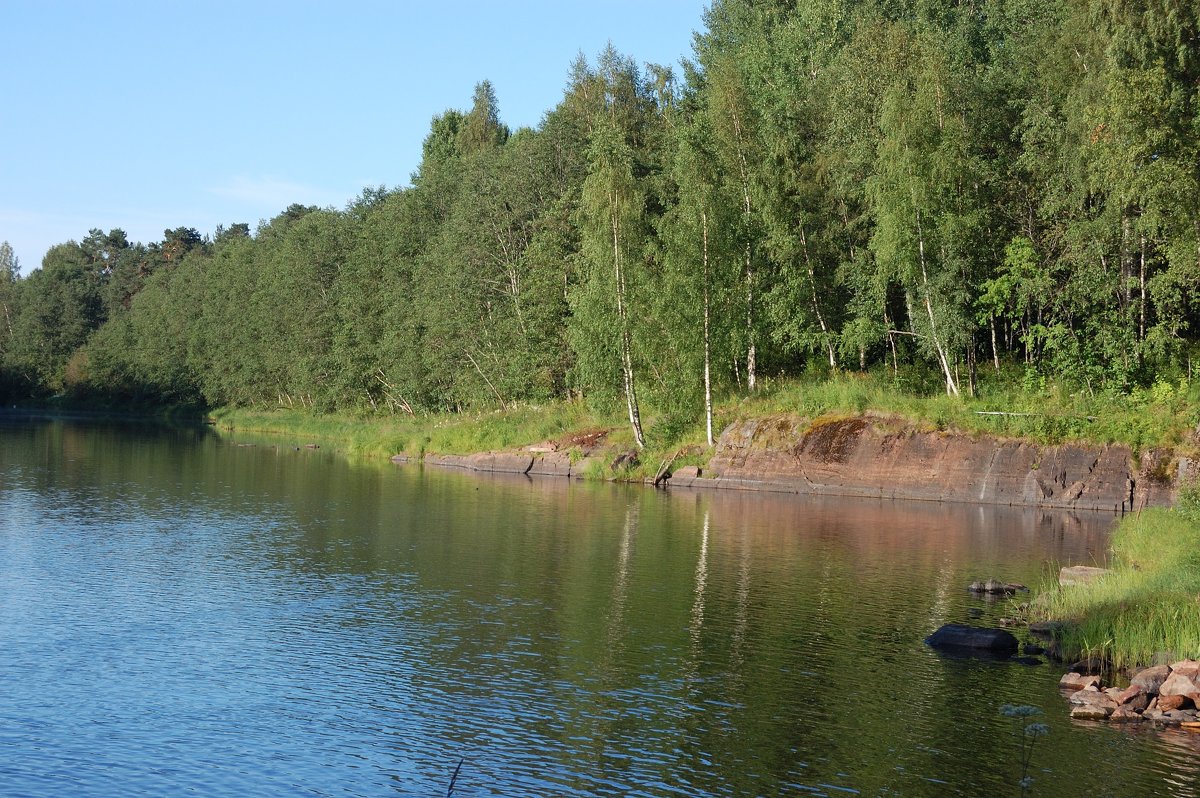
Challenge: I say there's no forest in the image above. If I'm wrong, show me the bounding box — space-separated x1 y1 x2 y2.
1 0 1197 449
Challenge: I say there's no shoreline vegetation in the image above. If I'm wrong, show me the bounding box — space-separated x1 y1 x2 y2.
1034 502 1200 673
209 370 1200 480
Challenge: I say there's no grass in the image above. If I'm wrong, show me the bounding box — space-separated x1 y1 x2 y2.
730 367 1198 451
1032 504 1200 670
211 401 605 461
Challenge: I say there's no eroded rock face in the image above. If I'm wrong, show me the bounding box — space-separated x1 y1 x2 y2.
701 415 1182 510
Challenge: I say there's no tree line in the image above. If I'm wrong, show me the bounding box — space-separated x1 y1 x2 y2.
2 0 1197 448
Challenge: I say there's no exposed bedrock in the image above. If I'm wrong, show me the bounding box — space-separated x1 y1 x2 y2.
682 414 1189 512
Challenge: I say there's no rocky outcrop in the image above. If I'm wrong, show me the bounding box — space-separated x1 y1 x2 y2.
667 414 1188 512
396 450 592 479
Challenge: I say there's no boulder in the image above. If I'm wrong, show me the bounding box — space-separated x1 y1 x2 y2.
1116 685 1150 712
925 624 1018 656
1165 709 1199 725
1071 704 1114 720
1069 687 1117 720
1130 664 1172 694
1059 565 1113 586
1059 672 1101 692
1110 706 1144 723
1161 675 1200 701
1157 694 1191 712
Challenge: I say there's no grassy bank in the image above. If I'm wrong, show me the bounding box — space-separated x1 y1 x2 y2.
210 371 1199 478
1034 503 1200 670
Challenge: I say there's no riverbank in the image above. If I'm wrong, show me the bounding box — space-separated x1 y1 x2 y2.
1034 503 1200 671
211 373 1198 512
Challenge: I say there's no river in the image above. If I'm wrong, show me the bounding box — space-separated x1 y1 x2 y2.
1 417 1197 796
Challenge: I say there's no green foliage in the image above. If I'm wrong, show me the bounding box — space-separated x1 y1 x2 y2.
4 1 1199 437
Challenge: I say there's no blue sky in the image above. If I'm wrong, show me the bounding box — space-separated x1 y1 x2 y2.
0 1 707 273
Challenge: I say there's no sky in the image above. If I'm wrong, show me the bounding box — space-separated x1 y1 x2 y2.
0 0 708 274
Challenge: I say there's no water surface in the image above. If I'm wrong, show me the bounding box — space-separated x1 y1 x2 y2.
1 418 1196 796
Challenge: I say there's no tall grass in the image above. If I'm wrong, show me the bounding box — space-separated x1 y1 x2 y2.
1035 507 1200 669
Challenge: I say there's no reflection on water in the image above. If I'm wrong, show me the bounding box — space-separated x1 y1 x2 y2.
0 417 1196 797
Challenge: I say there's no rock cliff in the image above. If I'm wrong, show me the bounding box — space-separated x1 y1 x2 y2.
667 414 1187 512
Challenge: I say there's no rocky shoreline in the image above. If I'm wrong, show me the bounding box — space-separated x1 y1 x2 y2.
1061 661 1200 726
393 413 1193 512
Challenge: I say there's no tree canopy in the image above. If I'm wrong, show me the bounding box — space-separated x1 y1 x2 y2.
3 1 1199 434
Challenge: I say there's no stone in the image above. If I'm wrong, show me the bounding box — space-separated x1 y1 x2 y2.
924 624 1019 656
703 416 1164 511
1069 686 1117 710
1116 685 1150 712
1130 664 1171 695
1165 710 1198 725
1059 672 1101 692
1011 656 1042 666
390 454 411 464
1059 565 1113 587
1157 694 1190 712
527 452 572 477
1160 665 1200 699
466 452 534 474
672 465 701 479
1110 706 1144 723
1071 704 1114 720
1024 643 1045 656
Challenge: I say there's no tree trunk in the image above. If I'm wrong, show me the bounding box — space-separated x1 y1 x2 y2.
611 193 645 449
915 207 959 396
702 209 714 448
799 226 837 368
990 316 1001 374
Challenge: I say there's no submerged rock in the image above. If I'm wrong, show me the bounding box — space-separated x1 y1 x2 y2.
925 624 1019 656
